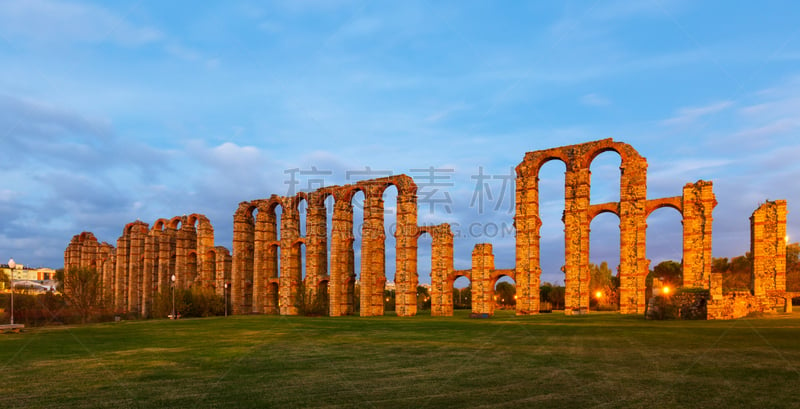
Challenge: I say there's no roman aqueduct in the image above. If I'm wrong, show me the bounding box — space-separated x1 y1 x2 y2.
65 139 790 318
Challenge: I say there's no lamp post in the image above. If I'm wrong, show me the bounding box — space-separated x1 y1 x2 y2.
223 282 228 317
171 274 176 319
8 258 15 325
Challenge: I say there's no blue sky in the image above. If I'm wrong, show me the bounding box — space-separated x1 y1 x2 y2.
1 0 799 285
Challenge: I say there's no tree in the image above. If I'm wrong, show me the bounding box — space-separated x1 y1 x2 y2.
416 285 431 310
62 266 102 323
786 243 800 292
495 281 516 307
652 260 682 287
540 282 565 310
725 253 752 291
453 285 471 309
589 261 619 309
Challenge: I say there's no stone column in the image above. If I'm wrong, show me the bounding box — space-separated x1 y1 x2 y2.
142 232 156 318
157 229 172 298
618 155 648 314
100 244 115 305
330 196 354 316
395 184 418 317
115 234 128 312
127 222 147 316
514 162 542 315
280 197 301 315
682 181 717 288
232 202 255 315
564 167 591 314
360 185 385 317
195 216 215 288
430 224 454 317
263 206 279 315
472 243 495 315
253 205 270 313
751 200 788 297
306 192 329 304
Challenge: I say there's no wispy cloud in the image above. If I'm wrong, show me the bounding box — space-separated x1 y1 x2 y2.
580 93 611 107
0 0 161 46
660 100 733 126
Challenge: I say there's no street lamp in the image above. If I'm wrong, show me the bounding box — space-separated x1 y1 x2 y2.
8 258 15 325
171 274 176 319
223 282 228 317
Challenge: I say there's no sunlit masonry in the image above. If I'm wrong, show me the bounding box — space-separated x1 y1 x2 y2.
64 139 794 320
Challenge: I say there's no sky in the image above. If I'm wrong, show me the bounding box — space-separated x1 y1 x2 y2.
1 0 799 286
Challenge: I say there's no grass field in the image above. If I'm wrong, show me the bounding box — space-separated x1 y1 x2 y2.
2 311 799 408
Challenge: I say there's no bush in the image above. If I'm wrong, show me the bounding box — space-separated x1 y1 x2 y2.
296 283 330 316
1 291 89 326
152 287 225 319
645 295 679 320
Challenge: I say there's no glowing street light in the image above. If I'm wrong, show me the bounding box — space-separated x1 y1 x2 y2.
663 286 671 295
223 282 229 317
171 274 176 319
595 291 603 299
8 258 15 325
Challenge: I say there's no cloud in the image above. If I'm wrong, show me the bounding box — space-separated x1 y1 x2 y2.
660 100 733 126
0 0 162 46
580 93 611 107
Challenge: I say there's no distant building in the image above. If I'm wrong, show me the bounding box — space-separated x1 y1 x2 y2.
1 264 58 291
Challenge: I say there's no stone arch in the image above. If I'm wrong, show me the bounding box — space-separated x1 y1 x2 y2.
232 201 259 314
451 274 472 312
646 197 683 218
645 201 684 299
253 198 281 314
204 248 217 288
491 270 517 309
186 250 198 286
514 154 570 316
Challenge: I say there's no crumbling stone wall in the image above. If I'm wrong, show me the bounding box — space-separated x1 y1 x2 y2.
516 139 650 315
682 181 717 288
66 138 769 320
64 213 230 317
426 224 455 317
232 175 419 317
516 139 717 315
751 200 787 296
471 244 495 315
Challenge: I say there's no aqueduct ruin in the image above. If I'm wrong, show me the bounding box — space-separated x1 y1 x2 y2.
65 139 791 319
65 214 231 318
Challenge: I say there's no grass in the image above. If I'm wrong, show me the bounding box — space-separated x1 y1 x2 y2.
1 310 799 408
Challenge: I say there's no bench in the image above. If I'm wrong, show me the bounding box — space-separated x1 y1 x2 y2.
0 324 25 334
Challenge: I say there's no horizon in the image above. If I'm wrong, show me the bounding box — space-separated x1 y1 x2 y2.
1 1 799 286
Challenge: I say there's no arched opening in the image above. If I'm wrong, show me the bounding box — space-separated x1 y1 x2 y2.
315 279 330 316
204 249 216 289
589 212 620 311
493 275 516 311
298 197 308 238
266 243 280 315
413 230 433 315
297 241 307 280
452 276 471 311
538 159 567 310
588 150 622 204
350 190 365 314
325 194 335 280
268 281 279 314
646 206 683 299
383 185 399 315
187 251 198 288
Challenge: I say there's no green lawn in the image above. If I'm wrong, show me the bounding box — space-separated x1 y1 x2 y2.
2 311 799 408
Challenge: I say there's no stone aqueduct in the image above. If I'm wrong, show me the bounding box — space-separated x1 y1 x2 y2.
65 139 789 318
